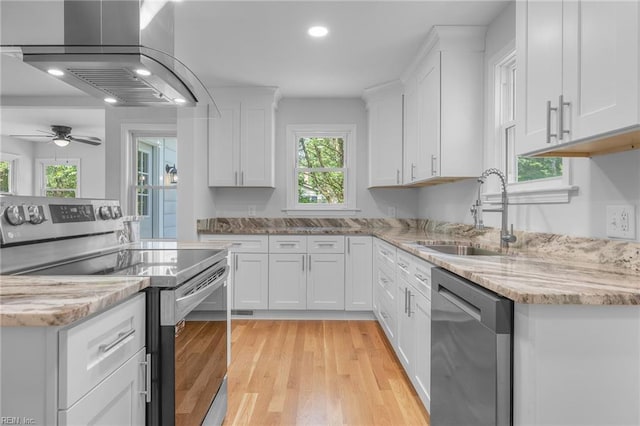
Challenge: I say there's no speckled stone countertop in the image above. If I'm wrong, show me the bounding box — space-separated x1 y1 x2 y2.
198 217 640 305
0 276 150 327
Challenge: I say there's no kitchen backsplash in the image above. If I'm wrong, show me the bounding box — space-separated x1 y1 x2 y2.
197 217 640 272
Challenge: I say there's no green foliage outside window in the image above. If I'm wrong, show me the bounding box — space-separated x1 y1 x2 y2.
517 157 563 182
45 164 77 198
0 161 9 193
297 137 345 204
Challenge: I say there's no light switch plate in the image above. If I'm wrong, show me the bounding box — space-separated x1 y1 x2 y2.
248 205 256 217
606 205 636 239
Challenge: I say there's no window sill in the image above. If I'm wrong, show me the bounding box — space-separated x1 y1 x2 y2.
483 185 579 204
282 208 361 217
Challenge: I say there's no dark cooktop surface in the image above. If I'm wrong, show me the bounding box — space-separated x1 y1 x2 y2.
20 248 226 288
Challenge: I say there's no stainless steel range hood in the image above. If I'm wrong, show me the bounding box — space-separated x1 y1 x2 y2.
11 0 212 107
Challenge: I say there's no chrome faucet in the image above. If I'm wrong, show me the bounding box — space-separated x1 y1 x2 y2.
471 168 517 249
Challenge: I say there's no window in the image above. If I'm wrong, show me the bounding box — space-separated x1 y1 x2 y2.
286 124 357 213
0 153 18 194
487 48 575 204
133 135 177 239
37 159 80 198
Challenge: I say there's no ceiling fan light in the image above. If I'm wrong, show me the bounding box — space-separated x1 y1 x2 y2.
53 138 70 147
47 68 64 77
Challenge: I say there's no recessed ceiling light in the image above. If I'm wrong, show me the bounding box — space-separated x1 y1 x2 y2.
308 26 329 38
47 68 64 76
174 98 186 104
104 97 118 104
135 68 151 77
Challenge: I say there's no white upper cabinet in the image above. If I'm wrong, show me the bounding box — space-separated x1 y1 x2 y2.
516 0 639 156
364 82 404 187
208 87 280 187
402 26 485 185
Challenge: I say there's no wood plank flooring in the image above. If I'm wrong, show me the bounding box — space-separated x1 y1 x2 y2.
224 320 430 426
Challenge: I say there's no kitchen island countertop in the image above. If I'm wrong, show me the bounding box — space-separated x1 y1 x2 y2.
0 276 150 327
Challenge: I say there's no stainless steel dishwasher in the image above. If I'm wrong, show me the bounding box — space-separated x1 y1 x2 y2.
431 268 513 426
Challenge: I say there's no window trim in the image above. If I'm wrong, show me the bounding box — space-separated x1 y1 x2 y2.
285 124 357 213
0 153 19 194
484 43 577 204
36 158 81 197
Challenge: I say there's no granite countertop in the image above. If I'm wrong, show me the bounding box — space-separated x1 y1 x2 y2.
0 276 150 327
199 218 640 305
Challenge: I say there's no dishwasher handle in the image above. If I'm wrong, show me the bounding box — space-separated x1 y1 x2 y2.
432 268 513 334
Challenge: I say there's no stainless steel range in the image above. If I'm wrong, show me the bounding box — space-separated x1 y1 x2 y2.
0 195 229 426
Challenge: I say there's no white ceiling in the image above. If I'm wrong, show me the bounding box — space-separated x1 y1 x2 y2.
174 1 510 97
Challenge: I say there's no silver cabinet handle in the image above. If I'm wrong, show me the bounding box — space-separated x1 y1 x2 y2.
396 169 400 184
99 329 135 354
411 163 416 180
408 291 414 317
380 277 389 284
347 237 350 255
415 273 428 283
279 242 296 247
235 253 238 271
431 155 437 176
317 243 334 247
558 94 571 141
308 254 311 271
302 254 305 271
398 262 408 269
546 100 558 144
241 171 244 185
404 287 408 314
140 353 152 403
235 171 238 185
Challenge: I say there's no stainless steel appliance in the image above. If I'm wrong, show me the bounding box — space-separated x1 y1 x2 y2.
431 267 513 426
0 195 229 426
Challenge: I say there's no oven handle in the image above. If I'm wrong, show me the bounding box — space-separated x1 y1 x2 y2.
176 265 229 306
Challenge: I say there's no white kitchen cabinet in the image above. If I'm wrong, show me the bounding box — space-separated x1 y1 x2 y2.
516 0 639 155
402 26 485 185
373 238 397 345
233 252 269 310
307 253 345 310
269 253 307 310
344 236 373 311
396 275 415 372
412 288 431 412
1 294 147 426
364 82 404 187
208 87 279 187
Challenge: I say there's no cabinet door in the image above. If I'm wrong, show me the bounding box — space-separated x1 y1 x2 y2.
345 236 373 311
241 103 275 187
233 253 269 310
209 101 241 186
516 0 564 154
307 254 345 310
412 290 431 412
269 254 307 310
564 1 639 140
58 349 146 426
396 281 414 373
416 51 441 180
403 77 420 183
369 95 403 187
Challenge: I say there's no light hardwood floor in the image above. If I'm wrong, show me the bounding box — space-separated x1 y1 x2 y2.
224 320 430 426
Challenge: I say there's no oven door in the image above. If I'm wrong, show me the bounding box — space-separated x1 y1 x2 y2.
159 266 228 426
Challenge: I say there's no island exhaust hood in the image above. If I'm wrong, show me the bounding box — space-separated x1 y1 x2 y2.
12 0 212 107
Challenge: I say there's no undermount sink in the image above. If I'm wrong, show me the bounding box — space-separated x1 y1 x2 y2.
414 243 501 256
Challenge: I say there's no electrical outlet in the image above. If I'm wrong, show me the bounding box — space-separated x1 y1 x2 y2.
606 205 636 239
387 206 397 218
248 205 256 217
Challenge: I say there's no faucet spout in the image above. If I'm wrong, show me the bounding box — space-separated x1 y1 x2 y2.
477 168 517 249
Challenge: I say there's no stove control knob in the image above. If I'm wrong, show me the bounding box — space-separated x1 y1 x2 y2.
4 205 25 226
111 206 123 219
27 205 45 224
98 206 112 220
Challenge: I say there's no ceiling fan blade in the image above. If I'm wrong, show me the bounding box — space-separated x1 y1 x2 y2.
9 134 53 138
68 136 101 146
69 135 102 142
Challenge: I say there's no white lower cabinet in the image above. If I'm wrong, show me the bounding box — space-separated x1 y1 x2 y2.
234 253 269 310
269 253 306 309
58 348 146 426
345 236 373 310
307 253 345 310
396 277 415 372
412 289 431 411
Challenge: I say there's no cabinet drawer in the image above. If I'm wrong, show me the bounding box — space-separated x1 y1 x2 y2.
376 266 395 302
307 236 344 253
378 292 397 343
58 293 145 409
396 252 414 281
269 235 307 253
58 348 146 426
411 259 434 299
374 239 397 272
201 234 268 253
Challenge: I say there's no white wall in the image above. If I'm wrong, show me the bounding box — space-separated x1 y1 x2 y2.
0 137 34 196
418 2 640 241
211 98 419 218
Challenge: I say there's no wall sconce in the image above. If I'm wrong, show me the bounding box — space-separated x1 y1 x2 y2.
165 164 178 184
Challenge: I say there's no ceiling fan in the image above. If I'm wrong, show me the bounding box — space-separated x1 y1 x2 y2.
10 125 102 147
